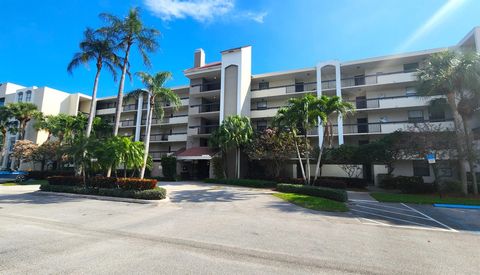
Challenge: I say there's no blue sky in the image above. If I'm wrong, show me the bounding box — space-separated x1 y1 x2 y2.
1 0 479 98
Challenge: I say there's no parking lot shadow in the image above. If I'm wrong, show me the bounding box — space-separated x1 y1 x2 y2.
0 192 84 205
169 188 259 203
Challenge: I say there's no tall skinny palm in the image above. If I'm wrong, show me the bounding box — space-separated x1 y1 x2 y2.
274 94 324 184
67 27 121 137
313 96 354 181
100 8 160 136
125 72 180 179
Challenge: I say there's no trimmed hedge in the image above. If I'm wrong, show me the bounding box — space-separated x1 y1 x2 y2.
204 178 277 188
160 156 177 180
47 176 157 191
380 176 434 194
28 170 74 180
274 177 368 189
276 184 348 202
40 184 166 200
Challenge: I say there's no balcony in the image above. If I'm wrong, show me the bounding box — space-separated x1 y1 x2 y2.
149 151 172 159
332 119 454 135
119 120 136 127
250 106 282 118
141 98 189 110
190 103 220 116
188 125 219 135
251 82 317 98
190 83 221 95
141 115 188 126
321 70 417 90
347 95 437 110
123 104 137 112
141 132 188 142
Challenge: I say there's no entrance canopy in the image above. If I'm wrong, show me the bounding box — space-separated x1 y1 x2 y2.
176 147 217 160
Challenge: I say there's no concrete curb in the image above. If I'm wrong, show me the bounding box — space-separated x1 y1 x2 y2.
34 191 169 205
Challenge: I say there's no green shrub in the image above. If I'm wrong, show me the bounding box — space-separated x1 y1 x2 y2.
116 178 157 190
40 184 166 200
380 176 434 194
211 156 225 179
47 176 84 186
276 184 348 202
439 179 463 194
204 178 277 188
161 156 177 180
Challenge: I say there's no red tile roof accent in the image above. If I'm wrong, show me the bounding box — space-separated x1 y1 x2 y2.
184 61 221 72
176 147 216 157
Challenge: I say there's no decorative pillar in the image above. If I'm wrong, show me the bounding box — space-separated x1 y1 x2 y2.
134 96 144 141
335 63 344 145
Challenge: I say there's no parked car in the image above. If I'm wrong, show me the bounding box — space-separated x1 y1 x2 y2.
0 170 28 183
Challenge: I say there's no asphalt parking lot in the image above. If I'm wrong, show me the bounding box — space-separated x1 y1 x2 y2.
349 199 480 233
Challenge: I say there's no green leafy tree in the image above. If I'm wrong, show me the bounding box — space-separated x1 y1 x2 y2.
246 128 297 178
125 71 180 178
273 94 324 184
103 136 145 178
32 140 60 171
11 140 38 169
417 50 480 194
0 107 15 165
67 27 122 137
100 7 160 136
210 115 253 179
7 102 41 140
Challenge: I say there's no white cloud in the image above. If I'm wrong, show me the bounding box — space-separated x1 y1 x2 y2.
143 0 267 23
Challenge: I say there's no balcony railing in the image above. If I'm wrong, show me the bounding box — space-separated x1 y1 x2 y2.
191 103 220 113
251 82 317 93
150 151 173 159
141 132 188 142
191 82 221 93
141 115 189 125
123 104 137 111
189 125 219 134
332 119 454 134
120 120 136 127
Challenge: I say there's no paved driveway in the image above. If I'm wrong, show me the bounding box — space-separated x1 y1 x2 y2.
1 182 479 274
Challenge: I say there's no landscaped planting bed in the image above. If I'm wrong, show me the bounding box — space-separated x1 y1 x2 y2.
41 176 165 200
276 184 348 202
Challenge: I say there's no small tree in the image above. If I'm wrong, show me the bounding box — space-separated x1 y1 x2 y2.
322 145 362 178
32 141 60 171
160 155 177 180
11 140 38 169
210 115 253 179
246 128 297 178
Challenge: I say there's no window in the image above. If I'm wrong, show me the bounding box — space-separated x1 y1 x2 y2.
413 160 430 177
354 75 366 86
408 110 424 123
25 90 32 102
0 98 5 107
403 63 419 72
256 101 267 110
9 137 16 151
258 82 269 90
17 92 23 102
405 87 417 96
295 82 304 92
429 108 445 122
257 121 267 132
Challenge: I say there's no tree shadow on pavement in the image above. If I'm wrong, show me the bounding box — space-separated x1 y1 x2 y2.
0 192 85 205
169 188 258 203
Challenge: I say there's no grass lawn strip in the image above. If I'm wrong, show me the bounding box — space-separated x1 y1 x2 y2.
371 192 480 206
274 192 348 212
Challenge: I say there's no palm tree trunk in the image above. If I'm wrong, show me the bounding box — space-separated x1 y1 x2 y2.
140 95 153 179
113 43 132 136
86 64 101 137
461 117 478 195
446 93 468 195
294 139 306 183
1 129 7 169
314 124 329 181
304 133 311 185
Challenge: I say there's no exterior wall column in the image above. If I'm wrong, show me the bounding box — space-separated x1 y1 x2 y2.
316 64 324 149
335 63 344 145
134 96 144 141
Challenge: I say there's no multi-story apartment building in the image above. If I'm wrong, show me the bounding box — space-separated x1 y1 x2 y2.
3 27 480 183
0 82 91 169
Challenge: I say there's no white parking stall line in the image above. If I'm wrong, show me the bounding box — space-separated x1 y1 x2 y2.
354 204 432 221
349 199 379 203
360 217 390 226
400 203 458 232
351 209 444 229
353 202 415 212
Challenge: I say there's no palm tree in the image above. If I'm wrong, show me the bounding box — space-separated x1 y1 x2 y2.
125 71 180 179
313 96 354 181
417 50 480 195
0 107 14 167
67 27 121 137
100 8 160 136
108 136 145 178
274 94 324 184
210 115 253 179
6 102 41 140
